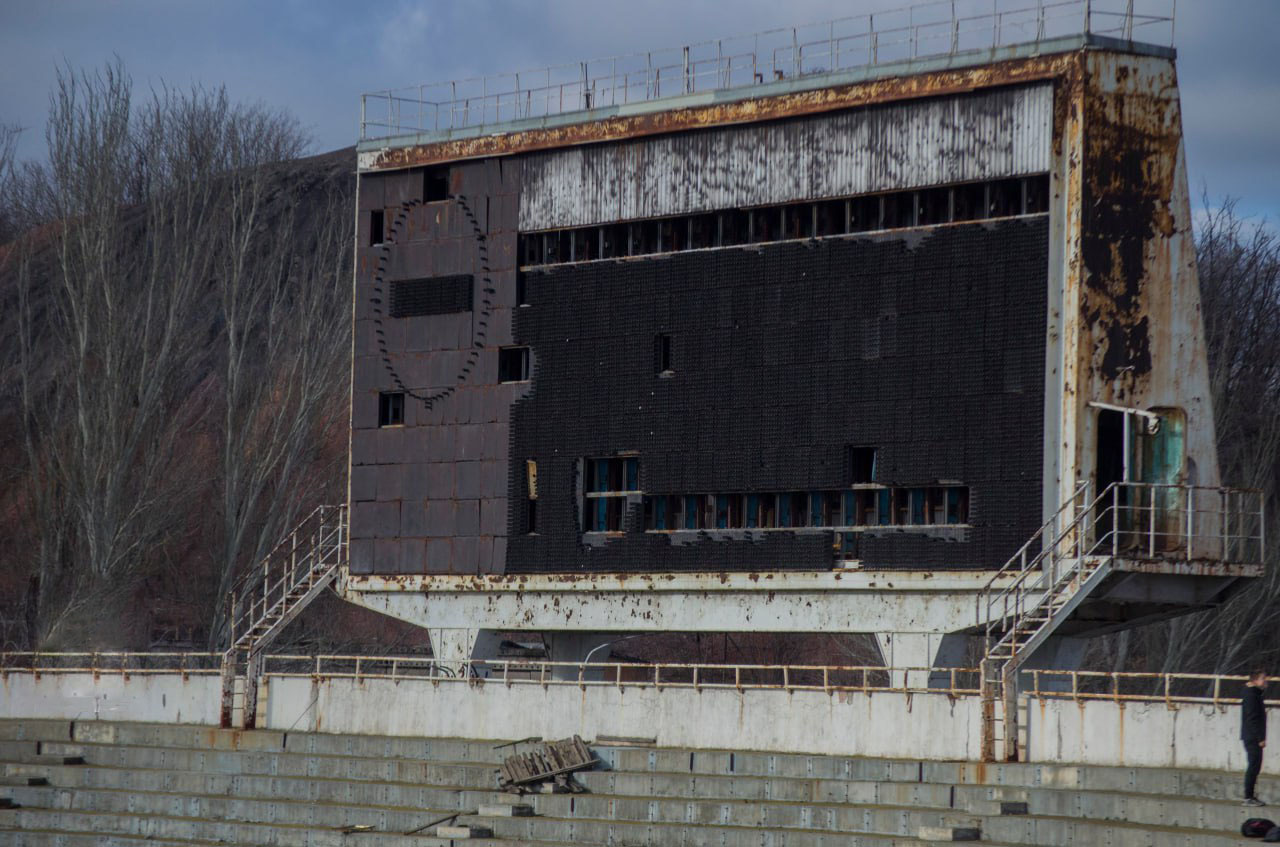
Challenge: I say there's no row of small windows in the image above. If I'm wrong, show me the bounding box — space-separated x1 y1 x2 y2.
577 455 967 534
640 488 969 533
518 175 1049 268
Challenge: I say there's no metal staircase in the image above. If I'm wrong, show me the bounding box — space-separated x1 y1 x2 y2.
977 480 1264 761
219 504 347 728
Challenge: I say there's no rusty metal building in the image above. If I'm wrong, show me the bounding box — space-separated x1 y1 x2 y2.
332 2 1263 688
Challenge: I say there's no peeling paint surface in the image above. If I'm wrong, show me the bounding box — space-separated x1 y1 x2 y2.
518 84 1051 230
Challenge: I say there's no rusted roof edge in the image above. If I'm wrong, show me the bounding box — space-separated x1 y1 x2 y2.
359 34 1169 173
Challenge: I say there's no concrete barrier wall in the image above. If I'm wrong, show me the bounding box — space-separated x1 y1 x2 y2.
2 670 1277 776
0 673 220 726
1022 694 1280 774
261 676 984 760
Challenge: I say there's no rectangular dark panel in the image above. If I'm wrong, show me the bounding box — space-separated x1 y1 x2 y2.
505 217 1049 573
389 274 473 318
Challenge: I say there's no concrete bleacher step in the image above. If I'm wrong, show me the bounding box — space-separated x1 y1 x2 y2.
0 740 1259 844
0 806 575 847
0 721 1266 847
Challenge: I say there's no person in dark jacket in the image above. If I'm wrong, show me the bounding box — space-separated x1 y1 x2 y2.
1243 669 1269 806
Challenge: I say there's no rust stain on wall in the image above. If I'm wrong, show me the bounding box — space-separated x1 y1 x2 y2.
365 53 1078 172
1079 52 1180 398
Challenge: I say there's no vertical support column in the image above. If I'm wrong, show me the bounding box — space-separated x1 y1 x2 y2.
875 632 972 690
542 633 618 681
242 650 264 730
428 627 502 678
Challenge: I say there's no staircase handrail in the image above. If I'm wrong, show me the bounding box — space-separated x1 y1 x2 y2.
980 480 1130 640
227 504 347 649
977 480 1090 628
227 504 335 598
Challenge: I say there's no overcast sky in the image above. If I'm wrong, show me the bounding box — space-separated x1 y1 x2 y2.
2 0 1277 220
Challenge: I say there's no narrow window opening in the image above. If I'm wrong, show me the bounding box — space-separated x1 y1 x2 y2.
378 391 404 427
525 459 538 534
424 166 449 202
917 187 949 226
689 213 717 249
516 272 529 307
655 333 673 376
498 347 530 383
1024 174 1050 214
952 182 985 222
988 178 1022 217
369 209 385 246
848 447 877 484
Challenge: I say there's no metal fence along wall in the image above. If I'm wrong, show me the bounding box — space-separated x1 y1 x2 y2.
519 84 1051 231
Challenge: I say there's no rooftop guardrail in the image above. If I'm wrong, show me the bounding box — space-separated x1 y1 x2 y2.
360 0 1176 141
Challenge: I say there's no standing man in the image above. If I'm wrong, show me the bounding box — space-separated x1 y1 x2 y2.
1243 669 1269 806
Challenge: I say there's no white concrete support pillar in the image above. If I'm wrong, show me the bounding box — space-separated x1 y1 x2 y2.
1017 636 1088 693
876 632 973 690
542 632 618 681
428 628 502 678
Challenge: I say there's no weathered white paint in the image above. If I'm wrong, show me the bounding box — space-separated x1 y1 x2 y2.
0 673 220 726
0 670 1274 776
1023 694 1279 774
519 84 1051 230
340 569 1027 635
261 675 983 761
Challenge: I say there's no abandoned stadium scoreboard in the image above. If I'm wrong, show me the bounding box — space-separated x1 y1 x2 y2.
340 15 1262 671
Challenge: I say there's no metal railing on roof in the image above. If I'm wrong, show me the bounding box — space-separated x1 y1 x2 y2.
359 0 1175 141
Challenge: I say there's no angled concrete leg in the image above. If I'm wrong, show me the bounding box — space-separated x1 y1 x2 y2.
876 633 973 690
542 633 617 681
1018 636 1088 693
428 628 501 679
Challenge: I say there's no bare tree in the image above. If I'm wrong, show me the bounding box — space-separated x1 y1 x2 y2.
10 61 343 648
205 146 352 647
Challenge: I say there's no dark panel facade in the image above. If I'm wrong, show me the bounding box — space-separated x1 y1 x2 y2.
505 218 1048 572
390 274 474 318
349 160 522 576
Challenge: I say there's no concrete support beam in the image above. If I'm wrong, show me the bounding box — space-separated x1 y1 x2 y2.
875 632 973 689
427 628 501 677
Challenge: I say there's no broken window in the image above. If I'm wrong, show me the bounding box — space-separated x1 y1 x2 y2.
849 195 880 232
601 223 628 258
369 209 385 246
816 199 847 237
1024 174 1050 214
378 391 404 427
689 213 717 249
516 271 529 306
883 192 914 229
515 173 1050 267
848 446 877 484
519 234 540 266
654 333 673 376
584 456 640 533
424 166 449 202
917 187 950 226
784 203 814 240
498 346 530 383
720 209 750 246
571 227 597 262
952 182 985 222
988 178 1022 217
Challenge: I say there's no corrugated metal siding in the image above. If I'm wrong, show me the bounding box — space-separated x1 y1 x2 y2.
520 83 1052 230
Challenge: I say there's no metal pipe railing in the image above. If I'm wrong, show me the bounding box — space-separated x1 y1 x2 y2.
358 0 1174 140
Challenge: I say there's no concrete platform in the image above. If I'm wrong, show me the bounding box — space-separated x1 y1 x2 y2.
0 720 1265 847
